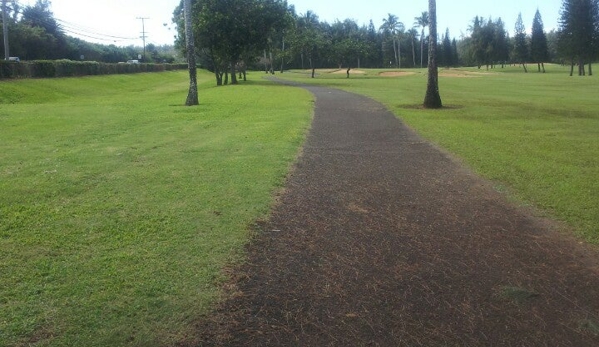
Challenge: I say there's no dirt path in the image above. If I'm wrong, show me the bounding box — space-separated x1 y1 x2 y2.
188 83 599 346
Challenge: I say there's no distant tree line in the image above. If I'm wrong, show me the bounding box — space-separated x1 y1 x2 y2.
175 0 599 83
0 0 180 63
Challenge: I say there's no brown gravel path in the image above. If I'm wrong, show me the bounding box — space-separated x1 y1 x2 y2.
188 83 599 346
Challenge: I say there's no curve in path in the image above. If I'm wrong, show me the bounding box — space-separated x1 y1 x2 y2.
192 82 599 346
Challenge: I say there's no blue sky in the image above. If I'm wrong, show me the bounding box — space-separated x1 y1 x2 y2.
22 0 563 46
291 0 562 37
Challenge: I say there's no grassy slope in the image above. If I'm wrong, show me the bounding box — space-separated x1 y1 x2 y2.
278 66 599 242
0 71 313 346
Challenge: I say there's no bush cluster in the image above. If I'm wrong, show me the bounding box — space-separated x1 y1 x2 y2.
0 60 188 79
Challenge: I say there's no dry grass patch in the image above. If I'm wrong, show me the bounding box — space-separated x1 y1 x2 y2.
379 71 417 77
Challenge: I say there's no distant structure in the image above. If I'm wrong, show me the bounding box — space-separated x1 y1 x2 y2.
137 17 149 60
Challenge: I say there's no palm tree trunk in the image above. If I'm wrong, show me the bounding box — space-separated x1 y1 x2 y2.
411 36 416 67
397 37 401 69
393 39 398 68
420 28 425 68
423 0 442 108
183 0 198 106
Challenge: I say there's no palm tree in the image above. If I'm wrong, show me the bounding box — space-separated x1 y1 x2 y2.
407 28 419 67
183 0 198 106
380 14 404 68
423 0 442 108
414 11 429 68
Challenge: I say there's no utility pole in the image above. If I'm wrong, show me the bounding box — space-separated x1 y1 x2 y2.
136 17 149 61
2 0 9 60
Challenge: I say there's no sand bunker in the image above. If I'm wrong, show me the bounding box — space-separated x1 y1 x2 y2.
332 69 366 74
379 71 417 77
439 70 497 78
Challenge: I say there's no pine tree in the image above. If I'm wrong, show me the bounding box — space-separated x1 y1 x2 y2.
531 9 549 72
558 0 599 76
513 12 529 73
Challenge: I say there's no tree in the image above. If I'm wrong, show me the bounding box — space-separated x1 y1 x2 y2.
513 12 529 72
414 11 429 68
558 0 599 76
441 28 452 67
493 18 509 68
531 9 549 72
291 10 326 78
407 28 418 67
175 0 291 85
380 14 404 68
2 0 10 60
183 0 198 106
423 0 442 109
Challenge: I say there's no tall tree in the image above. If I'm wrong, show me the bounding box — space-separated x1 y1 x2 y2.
414 11 429 68
423 0 442 109
441 28 452 67
531 9 549 72
513 12 529 72
2 0 9 60
183 0 198 105
380 14 404 68
493 18 509 68
407 28 418 67
558 0 599 76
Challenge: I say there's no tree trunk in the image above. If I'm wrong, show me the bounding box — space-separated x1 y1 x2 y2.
280 38 285 73
522 62 528 73
423 0 442 109
183 0 199 106
2 0 10 60
215 71 222 86
269 51 274 74
420 28 425 68
230 62 238 84
570 58 574 76
264 50 268 73
589 63 593 76
346 67 351 78
392 39 398 68
538 63 541 72
541 62 545 73
398 37 401 69
411 37 416 67
224 71 228 85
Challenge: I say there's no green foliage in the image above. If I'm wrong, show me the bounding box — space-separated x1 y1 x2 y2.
0 60 187 79
558 0 599 73
531 10 550 64
174 0 291 84
0 70 313 346
513 13 530 67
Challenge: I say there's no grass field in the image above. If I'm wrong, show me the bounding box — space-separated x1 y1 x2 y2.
0 71 313 346
278 65 599 243
2 65 598 346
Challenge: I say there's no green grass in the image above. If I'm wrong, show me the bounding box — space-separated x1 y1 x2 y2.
0 71 313 346
277 65 599 242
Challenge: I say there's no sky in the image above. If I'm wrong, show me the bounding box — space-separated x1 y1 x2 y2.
20 0 563 46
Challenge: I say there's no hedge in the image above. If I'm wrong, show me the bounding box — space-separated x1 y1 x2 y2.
0 60 188 79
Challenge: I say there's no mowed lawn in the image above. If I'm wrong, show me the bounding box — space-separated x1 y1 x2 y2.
0 71 313 346
279 66 599 243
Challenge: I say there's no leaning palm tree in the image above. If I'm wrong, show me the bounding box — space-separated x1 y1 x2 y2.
414 11 429 68
380 14 404 68
423 0 442 108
